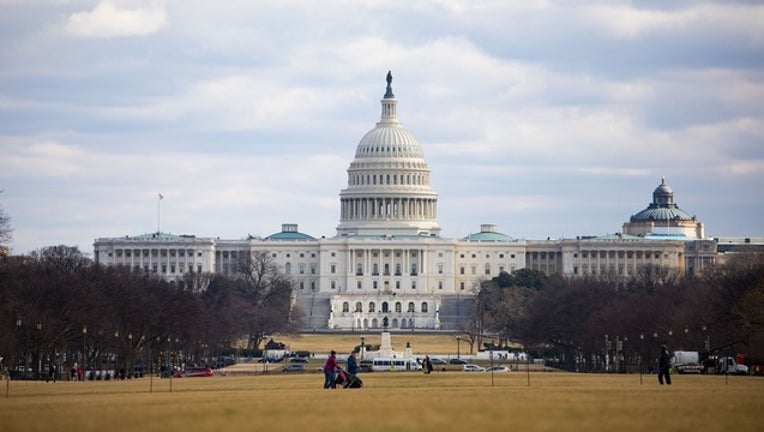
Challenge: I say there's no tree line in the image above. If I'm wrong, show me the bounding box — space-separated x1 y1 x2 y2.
0 246 303 378
467 253 764 372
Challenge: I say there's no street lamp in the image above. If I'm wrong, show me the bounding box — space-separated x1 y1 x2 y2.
127 333 133 379
639 333 644 385
702 325 709 352
16 317 22 374
35 323 42 380
456 335 461 359
360 336 365 360
81 326 87 381
114 331 120 379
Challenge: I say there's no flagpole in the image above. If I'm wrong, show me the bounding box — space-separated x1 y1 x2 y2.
157 193 163 234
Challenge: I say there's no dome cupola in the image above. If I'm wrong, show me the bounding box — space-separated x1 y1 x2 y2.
336 72 440 237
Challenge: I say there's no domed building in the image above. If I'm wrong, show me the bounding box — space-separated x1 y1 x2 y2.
94 72 718 331
623 177 704 239
337 71 440 237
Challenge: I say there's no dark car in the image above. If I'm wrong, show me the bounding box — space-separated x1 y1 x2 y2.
282 364 305 373
289 357 309 363
429 358 447 365
449 358 468 365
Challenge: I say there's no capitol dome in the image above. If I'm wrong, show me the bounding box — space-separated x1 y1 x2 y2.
336 71 440 237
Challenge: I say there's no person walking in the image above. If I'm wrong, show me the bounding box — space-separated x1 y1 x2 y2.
343 350 359 388
422 356 433 374
658 345 672 385
323 350 339 389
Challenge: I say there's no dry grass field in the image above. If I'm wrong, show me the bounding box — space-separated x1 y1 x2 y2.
1 371 762 432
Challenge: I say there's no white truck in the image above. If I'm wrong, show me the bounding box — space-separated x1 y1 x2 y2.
671 351 703 374
716 356 749 375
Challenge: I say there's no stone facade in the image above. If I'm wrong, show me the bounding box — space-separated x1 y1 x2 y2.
94 73 721 331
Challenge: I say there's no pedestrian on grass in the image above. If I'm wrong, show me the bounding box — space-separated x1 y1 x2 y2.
658 345 672 385
342 350 359 388
423 356 433 374
323 350 339 389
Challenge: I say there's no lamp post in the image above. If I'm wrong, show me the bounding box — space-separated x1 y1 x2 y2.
639 333 644 385
702 325 709 351
456 335 461 359
653 331 658 373
360 336 365 360
35 323 42 380
81 326 87 381
127 333 133 379
114 331 120 380
16 317 22 374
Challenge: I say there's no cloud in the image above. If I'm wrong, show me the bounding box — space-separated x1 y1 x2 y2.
583 3 764 46
66 1 167 38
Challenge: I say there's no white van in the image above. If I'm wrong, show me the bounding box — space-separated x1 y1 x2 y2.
371 358 422 372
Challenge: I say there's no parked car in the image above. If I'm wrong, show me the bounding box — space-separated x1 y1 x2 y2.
289 357 309 363
282 364 305 373
462 364 486 372
449 358 468 365
172 367 213 378
429 358 447 365
485 365 510 373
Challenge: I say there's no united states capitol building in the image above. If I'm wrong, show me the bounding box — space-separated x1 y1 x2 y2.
95 72 736 331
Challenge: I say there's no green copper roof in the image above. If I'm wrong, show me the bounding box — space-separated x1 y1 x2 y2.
265 231 316 241
462 231 516 242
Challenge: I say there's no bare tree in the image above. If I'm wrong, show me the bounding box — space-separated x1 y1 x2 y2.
0 191 12 256
234 251 304 350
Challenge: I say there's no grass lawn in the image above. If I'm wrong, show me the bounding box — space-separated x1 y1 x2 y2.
1 372 762 432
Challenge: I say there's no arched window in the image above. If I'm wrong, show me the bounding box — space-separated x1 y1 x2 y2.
382 302 389 313
395 302 402 313
421 302 428 313
411 263 418 275
395 263 401 275
485 263 491 275
355 302 362 312
356 263 363 275
342 302 349 313
373 263 379 275
407 302 415 313
285 263 291 274
369 302 376 313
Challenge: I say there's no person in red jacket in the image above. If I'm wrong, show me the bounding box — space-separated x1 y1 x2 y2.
323 350 339 389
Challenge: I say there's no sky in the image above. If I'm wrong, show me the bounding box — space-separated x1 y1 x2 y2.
1 0 763 256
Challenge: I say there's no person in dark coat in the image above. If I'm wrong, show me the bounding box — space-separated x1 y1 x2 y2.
658 345 672 385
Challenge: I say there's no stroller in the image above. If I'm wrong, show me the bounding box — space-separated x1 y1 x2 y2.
335 368 363 388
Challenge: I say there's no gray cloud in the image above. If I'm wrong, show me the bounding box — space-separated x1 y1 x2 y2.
1 0 762 254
